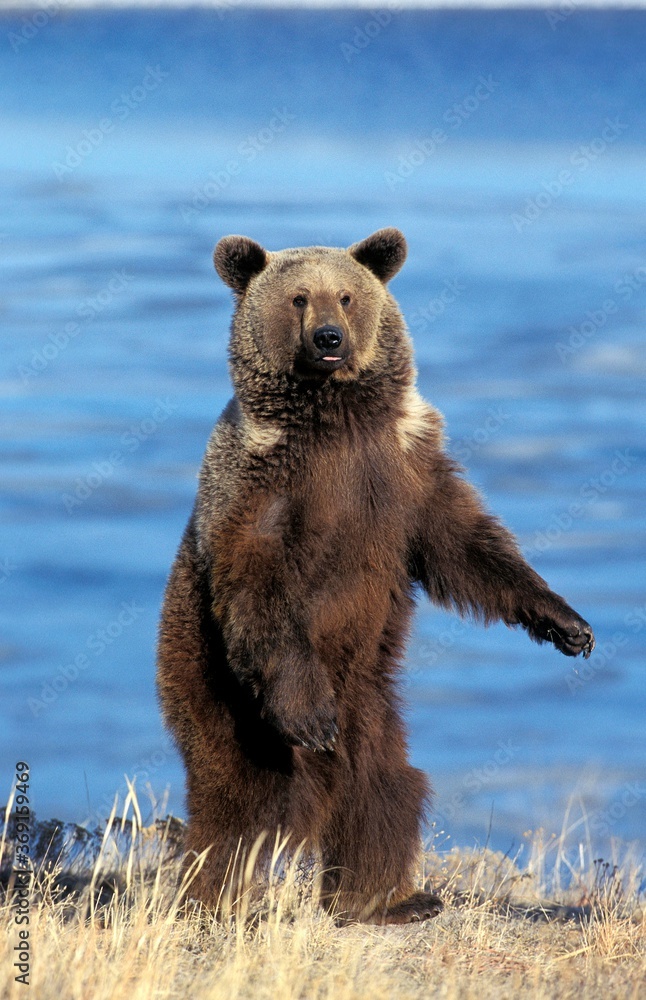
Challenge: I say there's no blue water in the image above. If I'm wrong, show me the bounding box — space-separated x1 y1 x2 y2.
1 8 645 861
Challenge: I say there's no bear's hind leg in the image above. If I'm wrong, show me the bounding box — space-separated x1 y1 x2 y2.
319 762 442 925
181 767 292 913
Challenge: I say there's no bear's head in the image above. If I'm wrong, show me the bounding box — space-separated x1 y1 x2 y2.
213 229 408 382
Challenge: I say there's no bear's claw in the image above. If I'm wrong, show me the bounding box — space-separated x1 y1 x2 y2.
379 891 443 925
546 620 595 658
527 606 595 659
296 719 338 753
278 710 338 753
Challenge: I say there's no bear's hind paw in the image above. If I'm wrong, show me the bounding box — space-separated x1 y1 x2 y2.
381 891 443 926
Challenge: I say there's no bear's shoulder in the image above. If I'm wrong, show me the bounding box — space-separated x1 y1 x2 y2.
195 396 286 539
396 385 445 455
195 399 245 541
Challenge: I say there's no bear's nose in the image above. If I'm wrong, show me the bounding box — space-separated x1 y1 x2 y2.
313 326 343 352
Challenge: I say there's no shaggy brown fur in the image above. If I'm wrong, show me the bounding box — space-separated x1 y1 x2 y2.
157 228 594 924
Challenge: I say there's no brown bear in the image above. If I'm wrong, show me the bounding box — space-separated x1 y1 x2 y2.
157 228 594 924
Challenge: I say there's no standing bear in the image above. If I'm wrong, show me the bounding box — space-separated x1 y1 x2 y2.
157 228 594 924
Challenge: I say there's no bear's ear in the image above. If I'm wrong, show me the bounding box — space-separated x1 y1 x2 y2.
213 235 268 294
348 228 407 283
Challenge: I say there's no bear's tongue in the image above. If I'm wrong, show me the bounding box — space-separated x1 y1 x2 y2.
323 356 341 362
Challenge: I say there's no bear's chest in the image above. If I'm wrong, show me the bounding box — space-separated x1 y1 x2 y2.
277 436 414 580
216 427 423 602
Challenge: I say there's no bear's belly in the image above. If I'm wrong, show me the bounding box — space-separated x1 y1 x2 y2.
289 510 413 675
219 437 418 675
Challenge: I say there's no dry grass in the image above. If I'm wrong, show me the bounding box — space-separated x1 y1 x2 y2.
1 787 644 1000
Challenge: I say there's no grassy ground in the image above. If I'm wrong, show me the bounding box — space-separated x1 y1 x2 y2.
1 790 644 1000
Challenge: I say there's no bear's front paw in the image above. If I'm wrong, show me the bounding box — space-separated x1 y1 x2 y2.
531 607 595 659
282 700 339 753
264 692 338 753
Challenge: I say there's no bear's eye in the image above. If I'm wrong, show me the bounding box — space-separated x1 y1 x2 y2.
340 294 352 307
292 295 307 308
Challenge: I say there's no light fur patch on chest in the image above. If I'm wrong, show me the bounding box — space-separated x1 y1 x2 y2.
396 386 442 452
243 416 284 454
